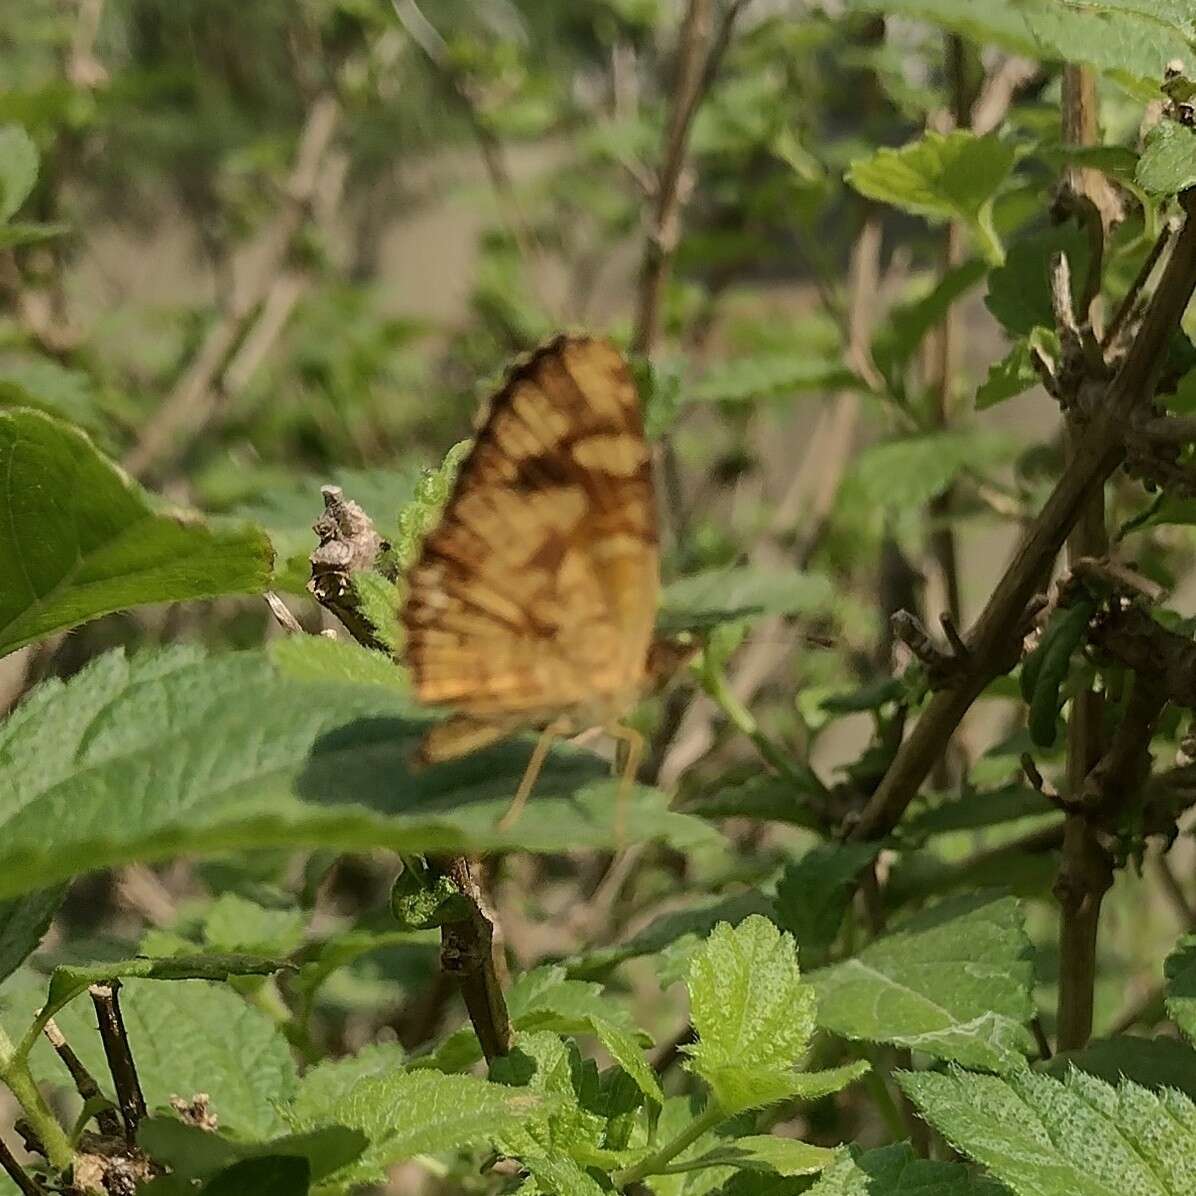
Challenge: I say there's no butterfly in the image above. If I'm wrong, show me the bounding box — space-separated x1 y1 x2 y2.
400 334 693 831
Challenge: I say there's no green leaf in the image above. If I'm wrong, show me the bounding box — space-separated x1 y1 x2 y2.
284 1068 549 1188
843 0 1196 89
0 887 63 986
524 1155 608 1195
873 260 989 377
683 776 823 830
900 1065 1196 1196
0 356 104 435
201 1156 311 1195
773 843 882 961
0 646 713 900
986 224 1089 337
1137 121 1196 197
15 978 298 1139
846 132 1015 263
201 895 306 957
137 1119 365 1184
849 429 1017 512
685 916 818 1114
975 338 1039 409
0 409 273 658
811 895 1035 1073
807 1142 1004 1195
1166 935 1196 1044
566 891 775 979
268 634 405 693
689 355 857 404
661 568 835 634
0 126 38 222
687 1135 836 1178
288 1043 410 1129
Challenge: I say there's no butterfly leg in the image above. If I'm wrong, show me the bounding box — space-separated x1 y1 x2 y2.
606 722 644 844
498 718 570 831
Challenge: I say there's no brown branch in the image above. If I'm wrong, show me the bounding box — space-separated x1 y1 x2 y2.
43 1019 122 1138
391 0 549 300
631 0 750 356
851 187 1196 845
89 982 146 1146
307 489 513 1060
1054 63 1112 1054
437 856 513 1063
122 92 341 479
0 1137 44 1196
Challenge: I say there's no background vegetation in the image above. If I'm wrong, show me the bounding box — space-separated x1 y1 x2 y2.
3 0 1196 1193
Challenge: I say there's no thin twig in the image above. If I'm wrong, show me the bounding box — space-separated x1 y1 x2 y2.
264 591 304 635
42 1019 122 1138
392 0 549 301
89 982 146 1146
123 92 341 478
0 1136 44 1196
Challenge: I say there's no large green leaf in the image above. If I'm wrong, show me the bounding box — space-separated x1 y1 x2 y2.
284 1068 549 1189
1046 1034 1196 1103
901 1065 1196 1196
0 643 711 900
846 131 1016 263
844 0 1196 89
4 976 298 1139
811 896 1035 1073
0 409 273 658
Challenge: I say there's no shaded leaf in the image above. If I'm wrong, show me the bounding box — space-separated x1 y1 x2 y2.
0 888 64 986
0 126 37 222
0 409 272 658
201 1156 310 1195
1046 1034 1196 1103
773 843 882 961
1165 935 1196 1044
807 1142 1004 1195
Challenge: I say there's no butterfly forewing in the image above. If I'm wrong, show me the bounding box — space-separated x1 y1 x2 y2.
401 336 659 759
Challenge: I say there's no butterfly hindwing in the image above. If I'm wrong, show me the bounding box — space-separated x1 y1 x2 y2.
401 336 659 745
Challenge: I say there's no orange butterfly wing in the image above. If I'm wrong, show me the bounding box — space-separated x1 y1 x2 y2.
401 336 658 761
